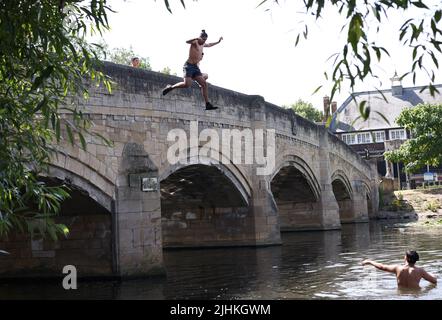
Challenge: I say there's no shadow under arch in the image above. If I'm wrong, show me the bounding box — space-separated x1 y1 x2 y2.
270 155 322 232
0 169 115 278
361 180 375 218
331 170 354 200
270 155 321 201
158 151 256 248
331 170 355 223
159 153 251 207
45 164 114 212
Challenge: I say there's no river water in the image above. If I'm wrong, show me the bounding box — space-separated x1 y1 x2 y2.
1 220 441 299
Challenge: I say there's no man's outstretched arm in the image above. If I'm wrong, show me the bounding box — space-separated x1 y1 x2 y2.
362 259 398 273
422 269 437 285
204 37 223 47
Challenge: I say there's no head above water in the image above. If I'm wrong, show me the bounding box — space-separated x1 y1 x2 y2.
405 250 419 265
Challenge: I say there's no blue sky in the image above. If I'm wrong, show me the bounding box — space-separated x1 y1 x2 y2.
91 0 442 110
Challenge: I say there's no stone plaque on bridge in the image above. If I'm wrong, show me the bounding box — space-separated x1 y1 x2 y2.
142 177 158 192
129 173 158 191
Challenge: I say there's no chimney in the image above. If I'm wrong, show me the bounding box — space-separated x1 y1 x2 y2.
331 101 337 114
323 96 330 121
390 72 403 96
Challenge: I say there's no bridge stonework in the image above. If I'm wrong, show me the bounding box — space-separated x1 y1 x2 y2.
0 63 379 278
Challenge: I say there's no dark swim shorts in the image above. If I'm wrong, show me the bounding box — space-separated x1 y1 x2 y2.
183 61 202 79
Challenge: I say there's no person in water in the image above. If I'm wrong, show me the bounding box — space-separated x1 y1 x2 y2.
162 29 223 110
362 250 437 289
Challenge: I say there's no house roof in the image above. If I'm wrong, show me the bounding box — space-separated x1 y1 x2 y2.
330 84 442 132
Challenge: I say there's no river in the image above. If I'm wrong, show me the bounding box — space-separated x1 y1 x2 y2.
1 220 441 299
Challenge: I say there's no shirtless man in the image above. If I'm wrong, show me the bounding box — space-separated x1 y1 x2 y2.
131 57 140 68
162 30 223 110
362 251 437 289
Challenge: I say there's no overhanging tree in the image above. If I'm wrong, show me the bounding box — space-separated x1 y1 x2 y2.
257 0 442 123
384 103 442 173
0 0 112 240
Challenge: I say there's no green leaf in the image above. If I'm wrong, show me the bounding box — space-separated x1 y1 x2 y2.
358 100 367 117
78 132 87 150
311 85 323 95
435 10 442 23
430 51 439 68
325 115 332 128
256 0 268 8
163 0 172 13
363 106 370 120
34 97 48 113
66 124 74 145
348 13 364 53
411 1 429 9
55 119 61 142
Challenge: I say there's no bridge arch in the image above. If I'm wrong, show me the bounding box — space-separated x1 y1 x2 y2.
331 170 355 223
159 151 254 248
45 163 114 212
331 170 353 200
159 156 251 206
0 165 115 277
270 155 321 201
270 155 322 231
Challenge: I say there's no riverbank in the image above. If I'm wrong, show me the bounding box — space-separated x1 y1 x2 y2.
377 186 442 224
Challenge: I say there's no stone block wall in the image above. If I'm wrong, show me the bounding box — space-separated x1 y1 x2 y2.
0 214 112 278
161 206 257 247
278 201 322 231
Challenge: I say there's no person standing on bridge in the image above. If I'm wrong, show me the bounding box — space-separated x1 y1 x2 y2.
131 57 140 68
362 250 437 289
162 30 223 111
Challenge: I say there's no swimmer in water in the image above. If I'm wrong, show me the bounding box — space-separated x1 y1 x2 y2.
362 250 437 289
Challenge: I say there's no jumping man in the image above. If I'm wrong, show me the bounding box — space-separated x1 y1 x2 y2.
162 30 223 110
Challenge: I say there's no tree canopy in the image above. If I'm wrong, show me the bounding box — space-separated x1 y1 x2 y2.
0 0 111 240
287 100 323 122
257 0 442 122
384 103 442 173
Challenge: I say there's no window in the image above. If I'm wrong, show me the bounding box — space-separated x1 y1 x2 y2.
342 133 356 145
390 129 406 140
357 132 372 144
374 131 385 142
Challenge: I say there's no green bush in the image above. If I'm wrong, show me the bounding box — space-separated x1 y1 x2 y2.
423 200 441 212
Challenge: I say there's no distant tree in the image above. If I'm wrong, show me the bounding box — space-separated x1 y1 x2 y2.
159 66 177 76
385 104 442 173
288 100 323 122
98 42 152 70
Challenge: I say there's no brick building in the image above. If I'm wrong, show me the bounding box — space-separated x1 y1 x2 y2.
329 75 442 189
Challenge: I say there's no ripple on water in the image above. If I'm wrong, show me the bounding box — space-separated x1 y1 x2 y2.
1 220 441 300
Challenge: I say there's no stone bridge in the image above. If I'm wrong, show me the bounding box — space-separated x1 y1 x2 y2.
0 62 378 278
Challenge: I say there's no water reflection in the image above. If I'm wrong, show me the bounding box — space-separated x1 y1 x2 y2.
0 220 441 299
